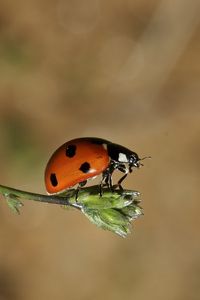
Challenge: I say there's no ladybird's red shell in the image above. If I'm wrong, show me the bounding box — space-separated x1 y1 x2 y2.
45 138 110 194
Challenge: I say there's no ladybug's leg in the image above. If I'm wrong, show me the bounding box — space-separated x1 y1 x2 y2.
103 171 113 190
117 173 128 191
106 161 117 188
99 168 115 196
99 172 109 196
75 180 87 201
115 164 129 191
106 172 113 190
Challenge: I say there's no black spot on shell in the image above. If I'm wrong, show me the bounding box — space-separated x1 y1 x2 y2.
50 173 58 186
79 162 90 173
66 144 76 158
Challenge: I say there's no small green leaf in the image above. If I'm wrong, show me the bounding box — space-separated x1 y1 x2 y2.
4 193 24 214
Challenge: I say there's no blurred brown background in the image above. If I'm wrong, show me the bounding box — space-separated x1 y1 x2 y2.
0 0 200 299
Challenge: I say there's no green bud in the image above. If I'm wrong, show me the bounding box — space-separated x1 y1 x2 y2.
78 186 143 237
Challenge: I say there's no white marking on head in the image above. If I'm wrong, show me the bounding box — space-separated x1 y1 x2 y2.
118 153 129 163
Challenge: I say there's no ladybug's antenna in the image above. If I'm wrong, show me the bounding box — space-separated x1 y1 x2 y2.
139 156 151 166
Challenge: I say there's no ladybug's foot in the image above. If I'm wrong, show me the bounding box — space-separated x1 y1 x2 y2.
99 182 114 197
99 184 103 197
103 182 115 193
100 173 111 196
74 188 80 202
109 184 115 193
112 184 124 192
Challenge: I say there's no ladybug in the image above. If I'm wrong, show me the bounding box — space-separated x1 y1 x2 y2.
45 137 144 195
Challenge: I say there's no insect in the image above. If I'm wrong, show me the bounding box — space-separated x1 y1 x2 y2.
45 137 147 195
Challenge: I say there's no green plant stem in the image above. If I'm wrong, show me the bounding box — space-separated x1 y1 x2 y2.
0 184 80 209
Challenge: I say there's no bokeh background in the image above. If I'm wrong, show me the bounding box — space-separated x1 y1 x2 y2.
0 0 200 299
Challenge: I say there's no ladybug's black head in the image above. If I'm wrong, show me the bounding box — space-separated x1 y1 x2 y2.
129 152 140 168
129 153 151 170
